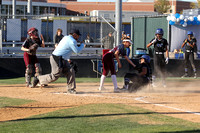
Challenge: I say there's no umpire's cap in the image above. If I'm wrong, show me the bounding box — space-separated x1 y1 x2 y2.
187 31 193 35
70 29 81 36
140 55 151 63
155 28 164 35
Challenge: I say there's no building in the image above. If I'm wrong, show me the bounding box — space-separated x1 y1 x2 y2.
0 0 67 16
50 0 193 16
0 0 194 17
61 2 155 16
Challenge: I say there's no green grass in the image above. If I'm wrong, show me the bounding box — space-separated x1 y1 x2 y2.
0 103 200 133
0 77 198 85
0 97 34 108
0 77 124 85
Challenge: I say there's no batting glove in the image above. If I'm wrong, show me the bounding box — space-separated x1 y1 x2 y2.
165 57 169 64
151 38 157 44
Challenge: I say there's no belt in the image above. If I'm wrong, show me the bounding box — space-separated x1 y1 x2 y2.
155 52 164 54
186 50 193 53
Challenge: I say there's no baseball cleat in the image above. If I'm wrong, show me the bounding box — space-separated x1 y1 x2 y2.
98 86 105 91
194 73 197 79
181 73 188 78
68 89 77 94
37 83 48 87
114 87 121 93
26 83 33 88
121 85 129 90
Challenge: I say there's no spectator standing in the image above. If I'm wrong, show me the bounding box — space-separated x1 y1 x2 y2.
85 33 94 44
85 33 94 47
54 28 64 48
102 32 114 49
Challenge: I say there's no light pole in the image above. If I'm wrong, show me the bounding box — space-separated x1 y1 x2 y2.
12 0 16 19
115 0 122 47
27 0 32 15
171 0 174 14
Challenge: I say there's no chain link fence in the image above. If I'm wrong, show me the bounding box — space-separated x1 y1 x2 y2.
100 17 117 49
0 15 126 57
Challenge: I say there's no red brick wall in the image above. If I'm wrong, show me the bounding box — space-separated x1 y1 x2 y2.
175 1 191 13
16 0 47 2
63 2 154 15
42 1 193 15
47 0 76 2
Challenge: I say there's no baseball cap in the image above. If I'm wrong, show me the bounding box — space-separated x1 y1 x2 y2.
123 39 133 44
70 29 81 36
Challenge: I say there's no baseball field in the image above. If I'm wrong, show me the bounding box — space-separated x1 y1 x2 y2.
0 77 200 132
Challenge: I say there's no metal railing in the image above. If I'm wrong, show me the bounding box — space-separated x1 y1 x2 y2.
0 42 103 58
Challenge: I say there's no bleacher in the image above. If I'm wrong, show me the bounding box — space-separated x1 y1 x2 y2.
0 42 103 59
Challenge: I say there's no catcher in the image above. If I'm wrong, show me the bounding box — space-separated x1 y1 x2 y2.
122 55 152 92
21 27 45 87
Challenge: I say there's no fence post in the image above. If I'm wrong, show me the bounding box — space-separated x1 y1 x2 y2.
46 16 49 42
144 16 147 49
0 21 2 55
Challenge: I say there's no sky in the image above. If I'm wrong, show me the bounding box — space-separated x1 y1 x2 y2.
77 0 197 2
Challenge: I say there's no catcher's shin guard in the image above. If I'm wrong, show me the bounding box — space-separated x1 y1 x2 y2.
25 64 33 87
35 63 42 76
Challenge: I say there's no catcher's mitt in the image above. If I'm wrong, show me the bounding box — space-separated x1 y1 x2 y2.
28 43 39 55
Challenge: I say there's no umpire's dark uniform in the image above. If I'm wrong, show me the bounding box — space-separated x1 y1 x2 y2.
181 31 197 78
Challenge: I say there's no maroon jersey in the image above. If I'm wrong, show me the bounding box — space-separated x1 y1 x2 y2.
22 37 42 49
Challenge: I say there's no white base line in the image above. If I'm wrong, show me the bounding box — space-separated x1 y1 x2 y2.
134 97 200 116
52 92 200 116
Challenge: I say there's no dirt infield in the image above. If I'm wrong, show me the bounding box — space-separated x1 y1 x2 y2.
0 79 200 123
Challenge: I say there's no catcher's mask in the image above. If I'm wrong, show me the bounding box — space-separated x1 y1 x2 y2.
28 27 39 39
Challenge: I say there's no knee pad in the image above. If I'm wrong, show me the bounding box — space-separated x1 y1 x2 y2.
35 63 42 76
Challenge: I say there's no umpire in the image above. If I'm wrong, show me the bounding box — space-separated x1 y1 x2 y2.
147 28 169 87
32 29 85 94
181 31 197 78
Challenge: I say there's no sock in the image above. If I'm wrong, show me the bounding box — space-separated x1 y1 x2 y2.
124 78 130 85
185 68 188 74
100 75 106 88
111 75 118 89
193 68 196 73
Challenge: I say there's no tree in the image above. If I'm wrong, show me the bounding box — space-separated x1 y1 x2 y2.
154 0 171 14
190 0 200 9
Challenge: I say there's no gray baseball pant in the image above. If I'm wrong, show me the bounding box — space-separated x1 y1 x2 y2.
38 55 76 89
